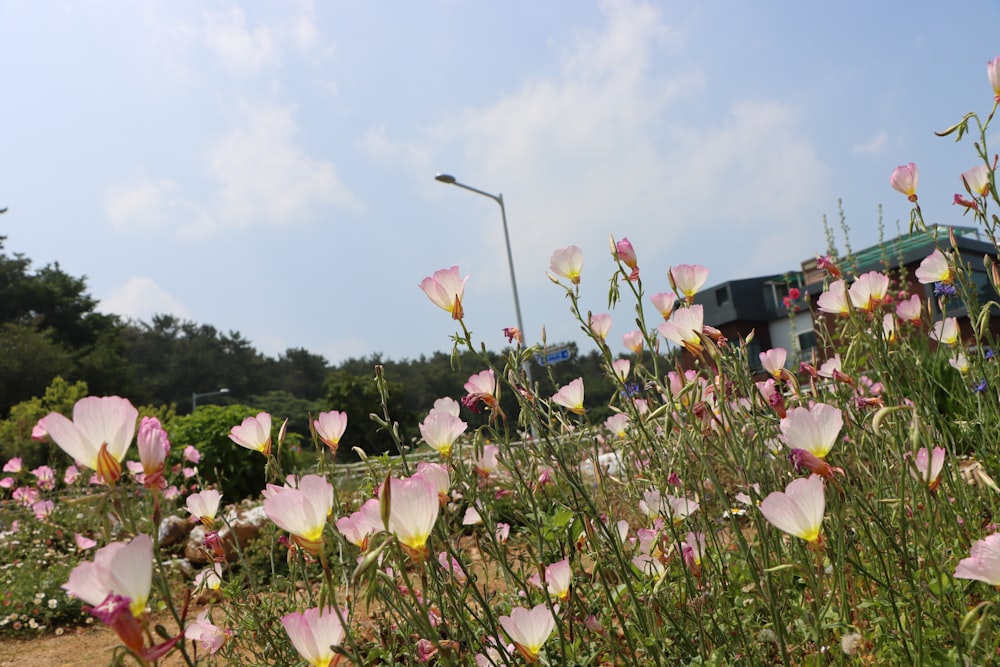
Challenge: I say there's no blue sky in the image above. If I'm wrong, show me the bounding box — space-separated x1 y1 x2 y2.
3 1 999 365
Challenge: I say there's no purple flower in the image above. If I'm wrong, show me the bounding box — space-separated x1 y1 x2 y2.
933 282 957 298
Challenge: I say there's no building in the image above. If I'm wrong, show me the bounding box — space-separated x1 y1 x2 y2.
686 225 999 373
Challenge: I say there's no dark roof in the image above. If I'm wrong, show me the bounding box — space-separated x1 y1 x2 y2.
694 274 803 326
837 225 988 278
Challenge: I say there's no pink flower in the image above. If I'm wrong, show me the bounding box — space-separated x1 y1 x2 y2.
438 552 468 583
759 475 826 543
63 464 80 485
229 412 272 456
949 353 970 374
989 56 1000 103
817 280 850 315
788 448 841 480
528 558 572 601
780 403 843 459
384 474 440 561
605 413 630 438
910 447 946 491
955 193 978 211
848 271 890 312
759 348 787 379
193 563 223 592
882 313 897 343
31 418 48 441
657 305 705 354
756 379 786 418
816 255 842 279
13 486 38 507
915 249 952 285
264 474 334 555
63 534 153 618
612 358 630 382
432 397 461 417
499 604 556 664
314 410 348 451
32 499 54 520
552 377 586 415
588 313 612 341
639 490 699 524
614 236 639 280
185 609 230 655
2 457 22 473
414 461 451 505
31 465 55 491
650 292 677 319
419 410 467 457
281 606 347 667
75 533 98 551
669 264 709 300
817 354 843 380
681 532 707 573
549 245 584 284
896 294 922 323
186 489 222 527
463 369 498 413
419 266 469 320
930 317 960 346
137 417 170 488
962 164 991 197
503 326 523 345
183 445 201 464
890 162 919 202
0 477 13 489
475 445 499 478
622 329 643 353
44 396 139 485
956 532 1000 585
335 499 381 549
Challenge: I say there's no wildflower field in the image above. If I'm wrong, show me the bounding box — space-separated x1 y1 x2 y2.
7 58 1000 667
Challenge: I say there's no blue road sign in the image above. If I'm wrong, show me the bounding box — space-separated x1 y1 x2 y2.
536 346 571 365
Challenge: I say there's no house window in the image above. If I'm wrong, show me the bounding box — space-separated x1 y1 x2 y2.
798 330 817 359
715 287 729 306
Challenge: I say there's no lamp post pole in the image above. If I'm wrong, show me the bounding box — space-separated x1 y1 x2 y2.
435 173 534 391
191 388 230 412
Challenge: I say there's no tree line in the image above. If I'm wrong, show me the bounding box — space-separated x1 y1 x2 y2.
0 236 660 475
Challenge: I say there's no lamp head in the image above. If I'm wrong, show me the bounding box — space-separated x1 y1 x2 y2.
435 173 456 184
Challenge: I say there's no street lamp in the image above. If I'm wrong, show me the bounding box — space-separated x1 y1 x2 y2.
435 174 533 391
192 388 230 411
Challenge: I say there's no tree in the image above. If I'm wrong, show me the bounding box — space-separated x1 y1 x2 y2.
0 237 133 415
269 348 330 399
0 323 74 416
165 404 300 502
120 315 272 411
323 369 417 460
0 376 89 468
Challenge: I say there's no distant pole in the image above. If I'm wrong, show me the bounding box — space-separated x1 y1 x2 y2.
191 387 230 411
434 173 534 389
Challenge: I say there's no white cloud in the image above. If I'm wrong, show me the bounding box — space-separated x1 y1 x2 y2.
205 105 362 232
291 14 319 52
203 7 279 76
852 131 888 155
362 126 429 168
99 277 192 322
414 0 827 285
107 106 360 236
106 179 181 229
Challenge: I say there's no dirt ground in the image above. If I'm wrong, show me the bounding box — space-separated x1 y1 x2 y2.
0 624 195 667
